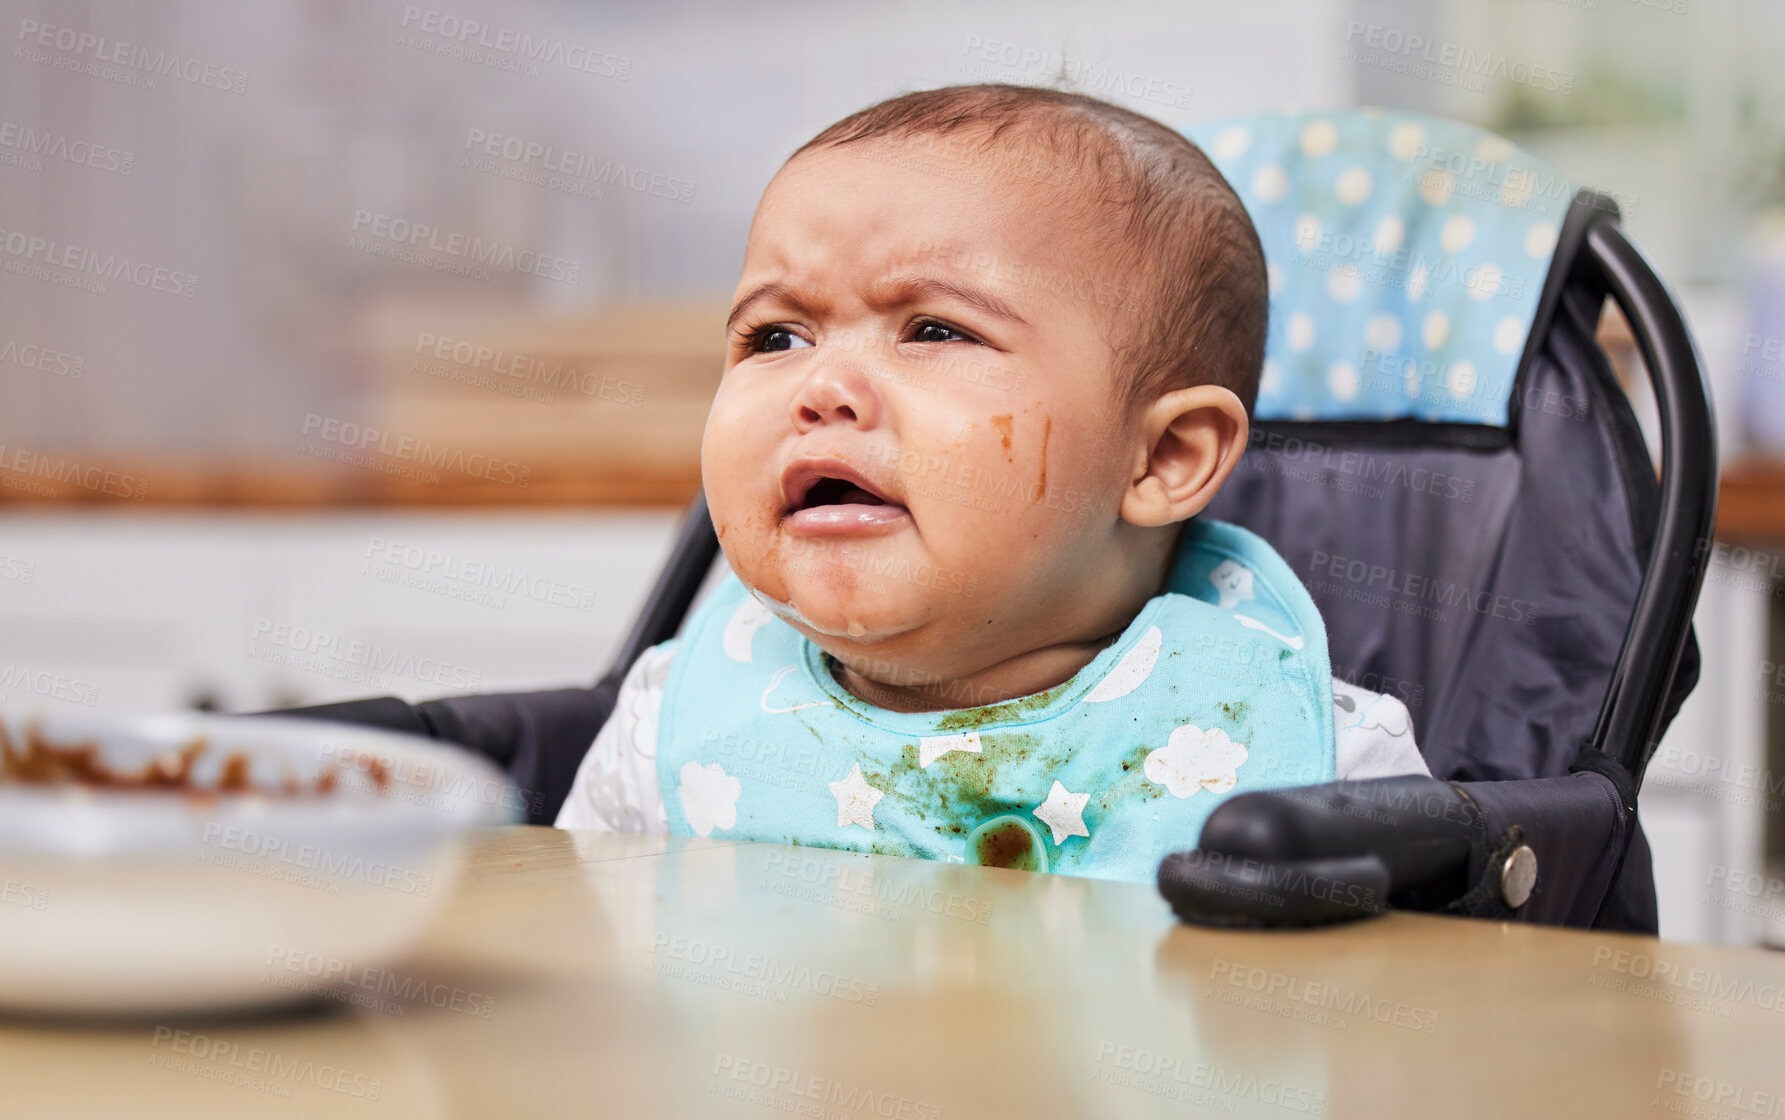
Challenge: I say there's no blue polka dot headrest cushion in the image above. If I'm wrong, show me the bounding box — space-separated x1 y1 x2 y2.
1185 109 1574 427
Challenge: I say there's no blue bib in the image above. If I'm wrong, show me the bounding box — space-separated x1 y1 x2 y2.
657 518 1335 883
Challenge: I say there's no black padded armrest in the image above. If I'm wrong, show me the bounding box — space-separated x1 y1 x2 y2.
259 673 624 825
1159 769 1635 930
272 695 434 737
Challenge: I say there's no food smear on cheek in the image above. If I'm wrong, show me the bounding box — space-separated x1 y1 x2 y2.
990 414 1013 460
1036 415 1051 499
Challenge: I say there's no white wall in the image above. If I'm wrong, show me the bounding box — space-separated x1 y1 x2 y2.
0 511 679 715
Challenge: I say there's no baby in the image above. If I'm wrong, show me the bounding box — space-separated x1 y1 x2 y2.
556 84 1427 881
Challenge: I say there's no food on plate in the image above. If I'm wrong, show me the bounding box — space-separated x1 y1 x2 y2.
0 722 390 796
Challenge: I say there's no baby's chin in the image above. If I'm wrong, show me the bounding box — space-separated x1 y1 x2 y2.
743 566 920 644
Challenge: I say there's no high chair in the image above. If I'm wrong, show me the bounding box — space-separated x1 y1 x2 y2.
276 109 1715 934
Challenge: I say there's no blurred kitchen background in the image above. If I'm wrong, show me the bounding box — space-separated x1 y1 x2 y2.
4 0 1785 944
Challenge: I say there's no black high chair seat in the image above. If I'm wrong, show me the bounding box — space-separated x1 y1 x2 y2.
269 110 1715 934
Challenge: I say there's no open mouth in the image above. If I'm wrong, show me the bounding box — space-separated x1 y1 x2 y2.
781 460 910 535
796 476 891 510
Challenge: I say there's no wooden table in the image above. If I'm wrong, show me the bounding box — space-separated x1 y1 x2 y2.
6 827 1784 1118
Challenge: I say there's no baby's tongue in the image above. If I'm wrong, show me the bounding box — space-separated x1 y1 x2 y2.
838 486 884 506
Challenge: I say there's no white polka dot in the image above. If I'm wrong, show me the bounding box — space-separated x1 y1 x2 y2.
1402 359 1421 398
1335 166 1373 206
1406 262 1429 302
1267 263 1285 299
1525 221 1558 259
1365 314 1402 351
1499 170 1535 208
1300 119 1338 158
1260 359 1282 396
1328 361 1359 402
1327 265 1361 303
1292 405 1316 422
1388 122 1426 161
1294 212 1322 250
1212 126 1251 161
1494 316 1525 355
1447 359 1478 398
1439 214 1476 253
1418 169 1454 205
1373 215 1405 255
1422 311 1450 350
1467 262 1503 301
1287 312 1316 351
1252 164 1289 203
1475 135 1516 163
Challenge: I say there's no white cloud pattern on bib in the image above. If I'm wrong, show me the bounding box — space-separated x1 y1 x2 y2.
1145 724 1250 798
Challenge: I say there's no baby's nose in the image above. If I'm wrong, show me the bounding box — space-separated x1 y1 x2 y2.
790 360 881 431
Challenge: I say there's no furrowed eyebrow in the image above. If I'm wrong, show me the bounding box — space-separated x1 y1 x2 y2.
725 274 1030 335
870 274 1029 328
726 281 801 334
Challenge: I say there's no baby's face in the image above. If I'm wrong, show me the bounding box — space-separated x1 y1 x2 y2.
704 138 1145 688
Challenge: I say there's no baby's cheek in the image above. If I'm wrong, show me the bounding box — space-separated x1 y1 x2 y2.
723 512 794 606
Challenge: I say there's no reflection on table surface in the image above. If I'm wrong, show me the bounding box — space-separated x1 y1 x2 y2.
5 826 1782 1118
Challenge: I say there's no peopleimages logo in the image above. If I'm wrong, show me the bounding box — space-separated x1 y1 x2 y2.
0 120 134 175
0 225 198 298
1342 21 1575 94
362 536 597 613
349 210 582 285
463 128 694 204
398 6 630 79
1307 549 1539 626
198 823 434 896
318 741 541 817
149 1027 381 1101
263 945 497 1018
249 617 486 692
1092 1040 1328 1113
0 444 147 500
300 414 530 487
0 336 85 379
413 331 644 405
16 19 249 94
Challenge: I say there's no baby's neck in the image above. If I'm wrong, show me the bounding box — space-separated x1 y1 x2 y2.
832 630 1126 713
826 526 1182 714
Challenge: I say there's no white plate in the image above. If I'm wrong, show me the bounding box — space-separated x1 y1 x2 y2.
0 710 519 1017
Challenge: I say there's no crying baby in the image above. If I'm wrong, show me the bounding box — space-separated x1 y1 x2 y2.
555 83 1428 882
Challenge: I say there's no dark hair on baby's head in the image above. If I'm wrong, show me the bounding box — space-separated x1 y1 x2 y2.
790 83 1268 417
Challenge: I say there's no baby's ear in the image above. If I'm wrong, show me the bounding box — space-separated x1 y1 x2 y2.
1119 385 1249 528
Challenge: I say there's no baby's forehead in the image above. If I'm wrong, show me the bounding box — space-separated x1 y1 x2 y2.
873 126 1107 208
763 139 1124 270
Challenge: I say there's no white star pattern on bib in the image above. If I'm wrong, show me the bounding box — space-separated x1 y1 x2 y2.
828 762 884 831
1032 780 1091 845
917 731 982 768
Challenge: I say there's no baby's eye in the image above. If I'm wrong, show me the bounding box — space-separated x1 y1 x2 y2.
747 326 813 353
910 319 981 345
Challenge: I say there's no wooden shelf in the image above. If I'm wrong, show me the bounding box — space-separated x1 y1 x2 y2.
2 455 1777 525
1715 458 1785 544
0 456 701 509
